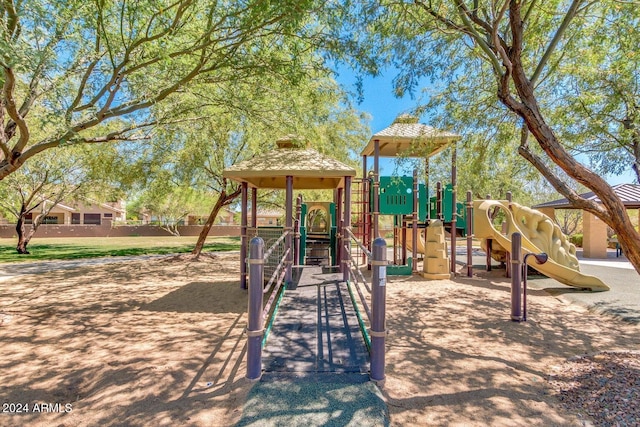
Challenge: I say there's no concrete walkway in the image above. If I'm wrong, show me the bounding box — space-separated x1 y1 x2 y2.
0 254 173 281
464 247 640 322
526 249 640 322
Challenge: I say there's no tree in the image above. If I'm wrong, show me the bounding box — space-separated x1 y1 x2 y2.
547 12 640 182
188 75 368 257
328 0 640 273
132 180 206 236
556 210 582 237
129 68 368 258
0 0 319 180
0 146 112 253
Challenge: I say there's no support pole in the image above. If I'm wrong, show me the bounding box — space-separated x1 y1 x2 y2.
370 237 387 383
425 157 430 221
401 216 407 265
285 176 293 286
393 216 398 265
451 145 457 274
436 181 443 220
343 176 352 282
247 237 264 380
466 190 473 277
240 182 248 289
362 155 370 259
511 232 523 321
412 169 418 272
373 140 380 240
294 195 302 266
336 187 343 268
251 188 258 229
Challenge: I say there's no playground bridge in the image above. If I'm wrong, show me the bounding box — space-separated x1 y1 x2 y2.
261 265 369 374
245 230 387 381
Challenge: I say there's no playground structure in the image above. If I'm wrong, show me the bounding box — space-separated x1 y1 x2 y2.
222 117 611 380
474 199 609 291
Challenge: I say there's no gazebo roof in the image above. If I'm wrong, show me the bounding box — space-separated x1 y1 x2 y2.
361 114 461 157
223 138 356 189
533 183 640 209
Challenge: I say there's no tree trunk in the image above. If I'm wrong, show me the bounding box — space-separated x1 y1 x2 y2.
497 3 640 274
15 215 36 254
192 183 242 258
15 217 29 254
507 95 640 275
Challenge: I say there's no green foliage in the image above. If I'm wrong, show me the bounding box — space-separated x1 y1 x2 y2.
0 144 116 220
569 234 583 248
129 64 369 219
0 0 326 179
546 4 640 182
327 0 639 187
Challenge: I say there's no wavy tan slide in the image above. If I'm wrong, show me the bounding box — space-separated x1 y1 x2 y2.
404 228 426 254
473 200 609 292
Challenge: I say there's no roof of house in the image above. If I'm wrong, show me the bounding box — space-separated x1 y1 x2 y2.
248 209 283 218
361 114 461 157
223 137 356 189
47 199 126 214
533 183 640 209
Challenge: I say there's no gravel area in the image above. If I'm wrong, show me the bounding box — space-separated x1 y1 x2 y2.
548 351 640 426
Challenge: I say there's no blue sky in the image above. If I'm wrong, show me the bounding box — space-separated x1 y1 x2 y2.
335 68 636 186
336 68 421 135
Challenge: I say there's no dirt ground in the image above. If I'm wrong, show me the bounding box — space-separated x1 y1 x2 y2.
1 252 639 426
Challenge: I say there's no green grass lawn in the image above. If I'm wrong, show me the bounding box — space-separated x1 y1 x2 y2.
0 236 240 263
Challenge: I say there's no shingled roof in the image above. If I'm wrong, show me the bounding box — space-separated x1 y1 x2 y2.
223 136 356 189
533 183 640 209
361 114 461 157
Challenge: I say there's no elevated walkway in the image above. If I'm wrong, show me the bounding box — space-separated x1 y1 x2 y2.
262 266 369 373
236 266 388 426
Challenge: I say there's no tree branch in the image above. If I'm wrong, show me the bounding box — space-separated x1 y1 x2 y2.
3 67 30 157
518 132 608 218
0 100 10 160
530 0 583 85
451 0 505 75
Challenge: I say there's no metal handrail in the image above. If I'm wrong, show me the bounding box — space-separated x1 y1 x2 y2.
345 246 371 292
246 230 293 380
345 253 372 323
345 227 371 258
263 248 290 294
342 228 377 350
263 229 290 261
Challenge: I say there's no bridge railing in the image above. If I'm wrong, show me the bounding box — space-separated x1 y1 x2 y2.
246 230 291 380
343 227 387 383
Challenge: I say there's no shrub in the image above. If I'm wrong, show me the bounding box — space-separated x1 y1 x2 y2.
569 234 583 247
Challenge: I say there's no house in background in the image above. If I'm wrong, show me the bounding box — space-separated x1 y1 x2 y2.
24 200 126 225
248 209 284 226
185 207 236 226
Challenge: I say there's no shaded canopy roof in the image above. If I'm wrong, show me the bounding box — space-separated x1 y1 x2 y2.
361 114 461 157
223 138 356 189
533 184 640 209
